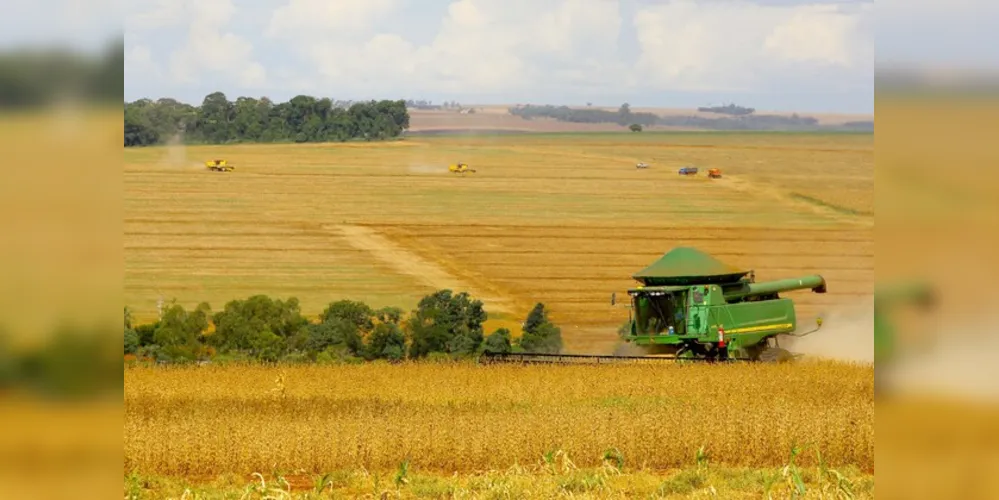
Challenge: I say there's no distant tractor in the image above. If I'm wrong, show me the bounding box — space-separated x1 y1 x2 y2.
636 162 650 169
678 166 698 175
708 168 722 179
449 162 476 174
205 159 234 172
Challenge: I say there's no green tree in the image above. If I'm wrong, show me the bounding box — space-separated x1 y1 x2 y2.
210 295 308 359
367 322 407 361
406 290 487 358
483 328 512 354
196 91 235 143
152 302 212 361
517 303 563 354
124 307 139 355
124 104 159 146
321 300 375 332
375 306 404 325
629 123 643 132
523 303 548 336
300 318 361 356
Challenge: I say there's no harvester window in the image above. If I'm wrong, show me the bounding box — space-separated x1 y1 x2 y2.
633 293 685 336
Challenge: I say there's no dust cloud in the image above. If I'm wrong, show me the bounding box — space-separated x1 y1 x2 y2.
159 132 201 170
881 313 999 403
407 164 446 174
611 341 648 357
781 297 874 363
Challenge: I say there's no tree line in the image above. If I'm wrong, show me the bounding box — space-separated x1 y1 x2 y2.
509 103 874 132
123 290 563 364
124 93 410 146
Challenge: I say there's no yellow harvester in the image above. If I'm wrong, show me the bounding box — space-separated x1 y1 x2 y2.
205 159 234 172
448 162 476 174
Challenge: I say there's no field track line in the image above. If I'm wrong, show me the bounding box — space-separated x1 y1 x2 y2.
334 224 518 316
719 174 873 227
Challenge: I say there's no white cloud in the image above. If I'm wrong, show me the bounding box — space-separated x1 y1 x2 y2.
267 0 398 38
282 0 624 95
124 0 877 110
763 5 860 66
128 0 268 89
124 45 162 79
633 0 872 91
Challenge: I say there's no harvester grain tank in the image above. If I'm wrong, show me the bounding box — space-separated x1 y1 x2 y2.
622 247 826 361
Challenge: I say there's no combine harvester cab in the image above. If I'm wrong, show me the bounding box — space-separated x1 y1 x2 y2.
624 247 826 362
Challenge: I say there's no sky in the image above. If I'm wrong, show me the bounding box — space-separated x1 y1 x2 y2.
119 0 993 114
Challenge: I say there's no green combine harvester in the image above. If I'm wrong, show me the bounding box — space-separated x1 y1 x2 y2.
482 247 828 364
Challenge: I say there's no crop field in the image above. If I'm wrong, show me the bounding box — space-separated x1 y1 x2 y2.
125 131 874 352
125 360 874 498
124 131 874 497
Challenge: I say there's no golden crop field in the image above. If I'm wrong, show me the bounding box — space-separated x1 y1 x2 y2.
124 132 873 353
124 360 873 496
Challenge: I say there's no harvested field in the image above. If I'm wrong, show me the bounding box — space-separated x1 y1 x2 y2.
124 132 873 352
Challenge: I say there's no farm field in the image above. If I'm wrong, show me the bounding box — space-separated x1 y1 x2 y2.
406 107 874 133
124 361 874 499
124 131 874 353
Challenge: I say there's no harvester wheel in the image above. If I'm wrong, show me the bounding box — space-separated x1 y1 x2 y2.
757 346 793 363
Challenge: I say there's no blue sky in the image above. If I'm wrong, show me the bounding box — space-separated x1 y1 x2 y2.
118 0 989 114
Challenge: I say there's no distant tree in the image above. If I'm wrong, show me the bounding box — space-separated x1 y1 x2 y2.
124 94 409 146
300 318 363 357
406 289 487 358
367 322 407 361
517 303 563 354
617 103 632 125
483 328 512 354
375 306 404 325
123 307 139 355
522 303 547 336
210 295 308 361
152 301 212 361
321 300 375 332
629 123 643 132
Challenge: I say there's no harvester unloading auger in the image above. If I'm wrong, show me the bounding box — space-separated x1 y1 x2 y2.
480 247 827 365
